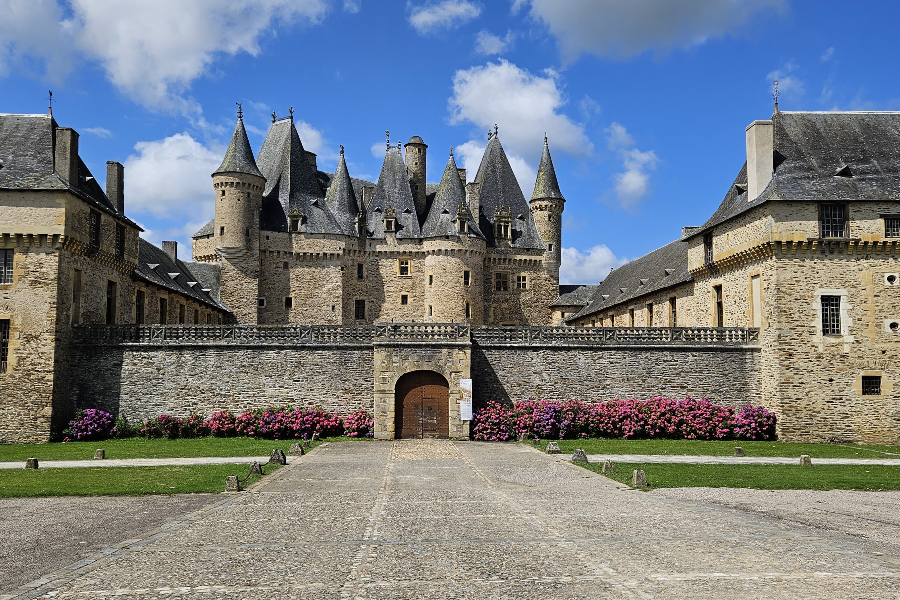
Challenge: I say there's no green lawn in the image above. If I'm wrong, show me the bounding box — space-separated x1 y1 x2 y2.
580 461 900 491
0 463 279 497
0 436 369 462
543 438 900 459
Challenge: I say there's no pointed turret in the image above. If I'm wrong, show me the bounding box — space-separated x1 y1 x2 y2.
422 149 484 239
531 135 564 201
214 107 263 178
325 145 359 236
529 134 564 278
366 142 421 238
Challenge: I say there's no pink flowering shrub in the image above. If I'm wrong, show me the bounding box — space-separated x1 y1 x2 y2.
472 398 776 441
343 410 375 437
140 414 209 439
63 409 116 441
206 410 237 437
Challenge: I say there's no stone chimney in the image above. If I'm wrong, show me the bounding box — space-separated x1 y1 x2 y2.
54 127 79 186
162 241 177 261
106 161 125 214
457 168 466 185
746 120 774 202
681 226 700 239
465 182 480 220
305 150 317 171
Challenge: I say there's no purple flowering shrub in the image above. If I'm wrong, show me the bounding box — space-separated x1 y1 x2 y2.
63 409 116 441
472 398 776 441
343 410 375 437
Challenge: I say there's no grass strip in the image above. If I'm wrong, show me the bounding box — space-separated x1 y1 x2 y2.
547 438 900 459
580 461 900 491
0 463 283 498
0 436 369 462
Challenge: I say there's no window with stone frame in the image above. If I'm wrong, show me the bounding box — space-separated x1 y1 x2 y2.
463 270 470 286
494 271 509 292
703 233 714 266
669 297 677 327
0 319 9 374
385 218 395 232
628 308 635 327
713 285 724 327
135 289 145 325
357 263 364 279
646 303 654 327
193 308 199 324
1 249 13 284
400 294 408 305
115 224 125 259
862 375 882 396
159 297 168 325
105 280 117 325
821 295 841 335
89 210 101 248
819 204 848 238
516 274 527 290
884 216 900 238
284 297 293 310
355 299 366 320
178 304 186 324
465 302 470 319
206 313 212 324
398 259 410 276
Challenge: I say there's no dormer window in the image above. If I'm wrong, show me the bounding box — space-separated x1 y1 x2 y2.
385 218 395 232
495 223 509 239
290 219 299 232
457 219 467 234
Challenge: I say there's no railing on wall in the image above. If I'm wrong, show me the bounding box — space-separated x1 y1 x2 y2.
73 324 759 347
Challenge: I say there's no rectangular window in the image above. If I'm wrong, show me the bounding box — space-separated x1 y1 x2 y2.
646 303 653 327
516 274 527 290
428 274 433 286
385 218 395 232
283 261 289 270
428 305 433 317
220 226 225 236
206 313 212 324
178 304 185 324
357 263 364 279
217 314 222 325
159 298 168 325
714 284 724 327
821 295 841 335
751 275 762 328
135 289 145 325
258 298 266 308
820 204 848 238
284 297 293 309
0 319 9 374
400 294 408 305
465 302 471 319
89 210 101 248
105 280 117 325
290 219 300 231
193 308 199 324
608 313 614 327
885 217 900 238
245 228 251 238
494 272 509 292
399 259 410 276
1 249 13 284
72 269 82 325
355 299 366 320
628 308 635 327
703 233 714 266
669 297 677 327
463 271 470 286
862 375 882 396
115 224 125 259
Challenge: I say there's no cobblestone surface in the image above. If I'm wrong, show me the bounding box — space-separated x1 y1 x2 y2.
4 441 900 599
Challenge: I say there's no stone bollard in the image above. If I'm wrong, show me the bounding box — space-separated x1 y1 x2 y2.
601 459 616 474
546 442 561 454
225 475 241 492
632 469 647 488
302 438 311 449
572 448 589 463
269 448 287 465
311 432 319 443
94 449 105 460
800 454 812 466
248 461 263 475
734 447 744 457
517 433 526 443
288 443 304 456
25 458 38 469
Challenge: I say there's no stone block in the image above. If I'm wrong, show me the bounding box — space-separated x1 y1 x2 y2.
601 459 616 474
734 447 744 457
517 433 527 443
632 469 647 488
269 448 287 465
571 448 589 463
800 454 812 466
302 438 311 449
225 475 240 492
248 461 263 475
24 457 38 469
289 443 304 456
94 449 105 460
532 437 540 447
546 442 560 454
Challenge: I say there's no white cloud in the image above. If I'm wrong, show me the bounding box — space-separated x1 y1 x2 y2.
449 59 592 161
123 133 222 221
474 30 515 55
579 95 602 120
83 126 112 138
518 0 784 62
560 245 628 285
343 0 361 13
0 0 73 79
140 219 212 263
409 0 481 34
767 61 805 101
605 122 633 150
604 122 658 209
821 47 834 62
371 141 388 159
454 140 535 192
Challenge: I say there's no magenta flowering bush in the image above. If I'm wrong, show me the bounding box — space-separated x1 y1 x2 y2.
472 398 776 441
63 409 116 441
343 410 374 437
206 410 237 437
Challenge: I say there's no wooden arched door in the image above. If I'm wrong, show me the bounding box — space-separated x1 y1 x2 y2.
395 371 450 439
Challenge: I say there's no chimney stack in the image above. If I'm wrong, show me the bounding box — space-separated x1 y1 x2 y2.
106 161 125 214
54 127 80 187
305 150 317 171
746 120 774 202
162 241 177 262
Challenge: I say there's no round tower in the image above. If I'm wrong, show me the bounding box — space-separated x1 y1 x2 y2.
404 135 428 221
529 135 564 280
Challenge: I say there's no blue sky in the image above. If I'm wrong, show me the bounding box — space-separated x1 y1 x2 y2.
2 0 900 283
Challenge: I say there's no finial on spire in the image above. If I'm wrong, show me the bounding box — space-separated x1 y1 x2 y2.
271 110 276 123
47 90 53 116
487 130 492 140
450 146 453 157
397 141 402 150
772 80 780 113
236 102 243 119
544 132 548 145
289 106 294 121
494 124 499 137
386 130 390 150
340 144 344 156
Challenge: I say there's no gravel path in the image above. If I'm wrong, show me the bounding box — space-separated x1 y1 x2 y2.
0 494 218 594
0 456 273 470
578 453 900 465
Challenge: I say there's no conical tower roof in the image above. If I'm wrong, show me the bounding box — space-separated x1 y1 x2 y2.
324 145 359 236
213 112 263 178
366 144 421 238
531 135 564 200
422 150 484 239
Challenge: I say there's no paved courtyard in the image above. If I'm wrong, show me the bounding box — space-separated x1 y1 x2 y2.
4 440 900 599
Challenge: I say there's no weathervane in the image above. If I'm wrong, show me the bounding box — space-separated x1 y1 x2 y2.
289 106 294 121
487 130 492 140
340 144 344 156
772 80 780 112
236 102 242 119
48 90 53 116
450 146 453 157
385 130 390 150
271 110 276 123
494 124 499 137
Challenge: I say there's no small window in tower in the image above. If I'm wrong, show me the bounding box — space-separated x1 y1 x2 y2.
428 305 433 317
115 224 125 259
258 297 266 308
704 233 714 265
399 259 410 276
428 274 433 285
290 219 299 231
465 302 471 319
221 190 225 198
401 294 408 305
414 184 419 192
548 243 553 252
245 228 251 237
548 214 552 221
862 375 882 396
105 280 117 325
357 263 364 279
220 226 225 236
463 271 470 286
159 298 168 325
285 297 293 309
355 299 366 320
89 210 101 248
821 295 841 335
516 274 527 290
494 272 509 292
283 261 289 270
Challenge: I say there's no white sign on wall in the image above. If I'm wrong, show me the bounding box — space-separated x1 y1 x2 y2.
459 378 473 421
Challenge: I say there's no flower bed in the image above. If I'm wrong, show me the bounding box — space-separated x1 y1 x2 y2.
471 398 776 442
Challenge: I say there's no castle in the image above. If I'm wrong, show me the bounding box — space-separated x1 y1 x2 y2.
1 102 899 445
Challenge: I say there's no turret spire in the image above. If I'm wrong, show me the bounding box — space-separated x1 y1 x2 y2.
213 110 263 178
531 135 563 201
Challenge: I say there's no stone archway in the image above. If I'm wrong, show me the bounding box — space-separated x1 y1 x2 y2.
394 371 450 439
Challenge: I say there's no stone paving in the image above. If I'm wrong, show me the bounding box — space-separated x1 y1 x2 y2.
577 454 900 465
4 440 900 599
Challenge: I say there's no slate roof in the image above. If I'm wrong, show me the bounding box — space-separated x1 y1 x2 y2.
531 137 564 200
472 135 544 249
0 113 140 228
213 116 263 178
324 147 359 236
688 111 900 239
567 240 691 322
366 145 421 239
420 151 484 239
550 284 598 308
134 239 228 310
